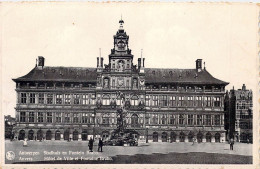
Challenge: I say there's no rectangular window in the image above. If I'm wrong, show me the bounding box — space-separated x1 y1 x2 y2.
29 112 34 122
179 114 185 125
187 96 193 107
56 113 61 123
126 80 129 88
169 96 176 107
116 98 122 106
65 94 71 104
205 97 211 107
152 95 158 106
73 113 79 123
205 115 211 125
169 115 175 125
47 112 52 123
188 114 193 125
214 115 220 125
82 95 89 105
91 94 96 105
197 115 202 125
29 93 35 103
56 94 62 104
196 96 202 107
82 113 88 123
179 96 184 106
65 113 70 123
112 79 115 88
38 93 44 104
102 117 109 124
102 98 110 105
73 94 80 104
37 112 43 123
160 95 168 107
145 95 150 106
20 112 26 122
131 99 139 106
214 97 220 107
47 94 53 104
161 115 167 124
21 93 27 104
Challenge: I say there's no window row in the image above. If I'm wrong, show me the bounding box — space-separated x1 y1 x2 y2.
19 93 96 105
145 114 222 126
145 95 222 107
19 112 95 123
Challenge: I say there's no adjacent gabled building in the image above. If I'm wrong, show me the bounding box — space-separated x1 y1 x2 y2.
224 84 253 143
13 20 228 143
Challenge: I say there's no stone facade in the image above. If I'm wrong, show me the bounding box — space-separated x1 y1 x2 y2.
13 20 228 143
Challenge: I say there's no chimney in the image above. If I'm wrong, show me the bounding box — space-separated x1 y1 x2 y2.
138 58 141 69
242 84 246 90
97 57 99 67
101 57 104 68
38 56 45 67
196 59 202 72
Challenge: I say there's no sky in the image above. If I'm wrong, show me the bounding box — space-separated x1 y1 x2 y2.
1 2 258 117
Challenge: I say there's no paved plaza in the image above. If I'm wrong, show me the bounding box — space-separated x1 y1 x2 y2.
5 140 252 164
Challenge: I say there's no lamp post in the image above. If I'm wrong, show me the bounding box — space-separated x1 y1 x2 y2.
92 110 96 140
146 126 149 143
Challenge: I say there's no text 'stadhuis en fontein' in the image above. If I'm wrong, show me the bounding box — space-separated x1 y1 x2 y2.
12 19 229 143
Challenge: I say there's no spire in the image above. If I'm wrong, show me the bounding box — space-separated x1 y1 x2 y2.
119 16 124 30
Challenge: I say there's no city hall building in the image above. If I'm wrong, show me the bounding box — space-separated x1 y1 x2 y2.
13 20 228 143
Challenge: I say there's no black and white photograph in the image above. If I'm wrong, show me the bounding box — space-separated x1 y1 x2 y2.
1 2 258 168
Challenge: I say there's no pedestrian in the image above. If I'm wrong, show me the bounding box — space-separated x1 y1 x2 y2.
88 137 94 152
247 138 249 144
23 138 28 147
98 138 103 152
230 138 234 150
192 137 195 145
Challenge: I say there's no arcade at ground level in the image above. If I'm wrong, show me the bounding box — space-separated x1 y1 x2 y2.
15 128 225 143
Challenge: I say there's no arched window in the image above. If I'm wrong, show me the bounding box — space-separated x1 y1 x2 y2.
131 114 139 127
37 130 43 140
161 115 167 125
46 130 52 140
18 130 26 140
206 132 211 142
55 130 61 140
215 133 220 143
131 95 139 106
179 132 185 142
162 132 168 142
197 132 203 143
153 132 158 142
28 130 34 140
64 130 70 141
73 130 78 141
82 130 88 141
170 132 176 142
188 132 194 142
102 95 110 105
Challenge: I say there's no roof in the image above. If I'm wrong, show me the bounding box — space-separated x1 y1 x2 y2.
13 66 97 83
145 68 228 85
13 66 228 85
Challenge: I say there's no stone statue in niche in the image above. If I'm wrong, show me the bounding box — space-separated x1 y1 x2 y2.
104 78 109 88
133 78 138 89
117 60 125 72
